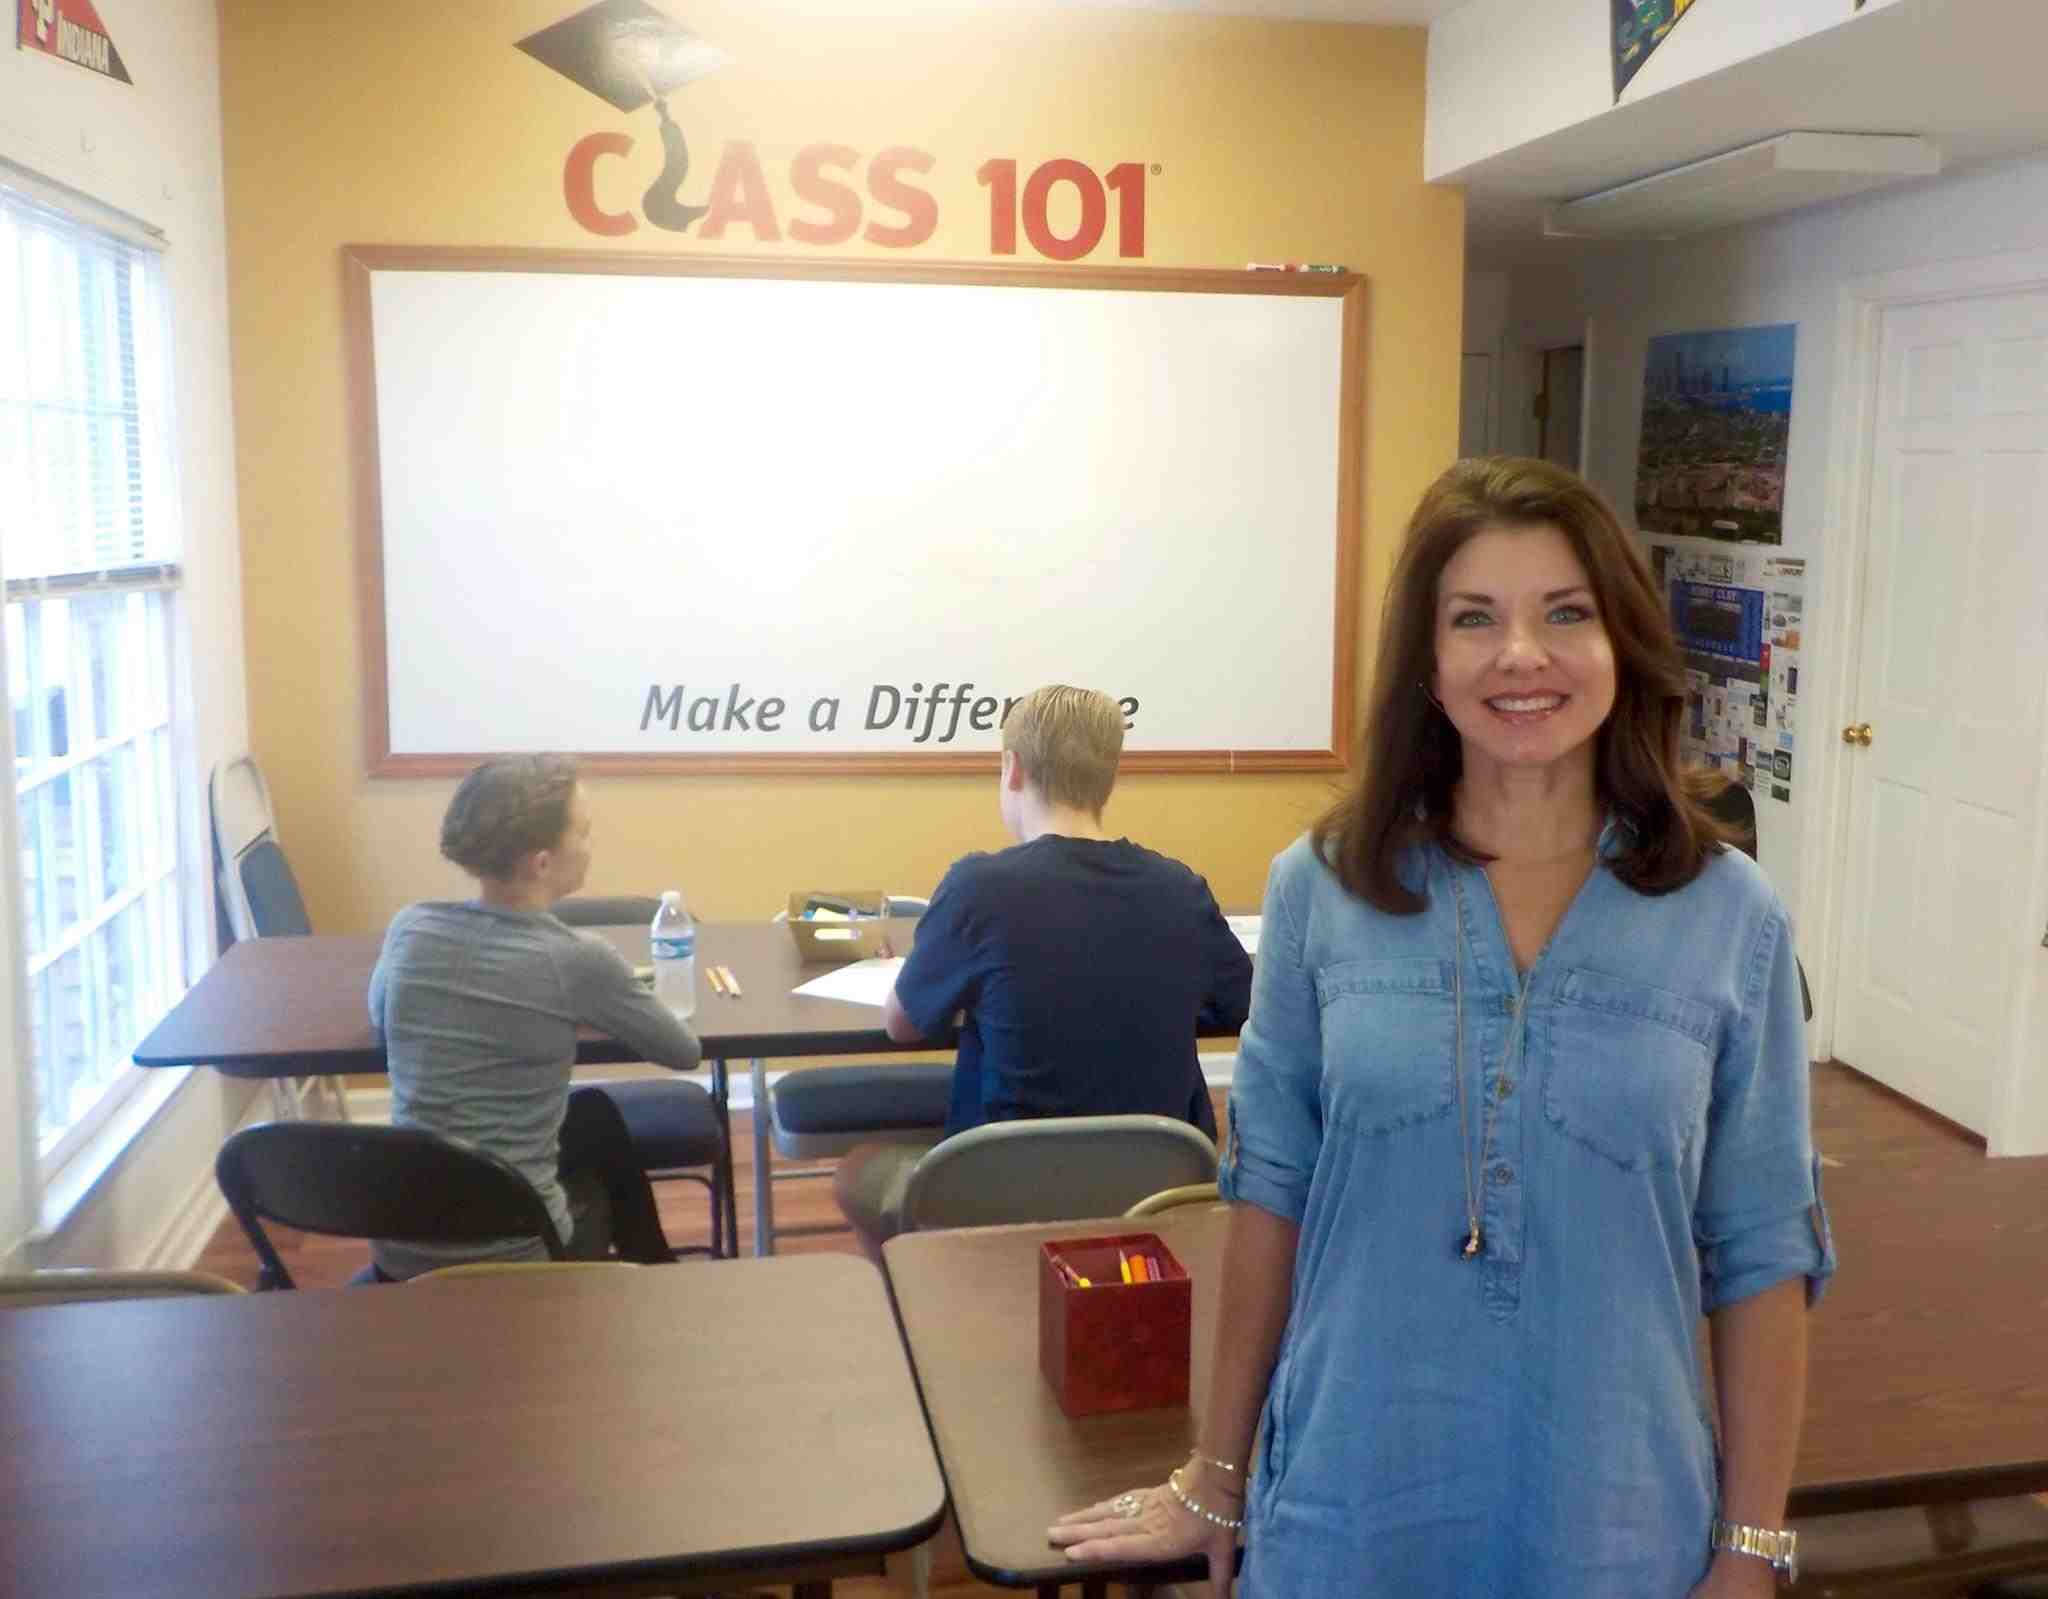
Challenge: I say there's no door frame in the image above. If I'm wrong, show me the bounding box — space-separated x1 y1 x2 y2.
1808 244 2048 1155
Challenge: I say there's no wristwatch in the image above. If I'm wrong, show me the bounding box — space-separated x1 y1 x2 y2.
1711 1519 1799 1584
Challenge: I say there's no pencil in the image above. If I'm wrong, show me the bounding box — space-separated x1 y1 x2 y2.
705 965 727 997
718 964 743 998
1118 1249 1133 1284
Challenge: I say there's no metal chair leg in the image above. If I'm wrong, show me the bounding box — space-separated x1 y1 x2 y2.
751 1057 776 1256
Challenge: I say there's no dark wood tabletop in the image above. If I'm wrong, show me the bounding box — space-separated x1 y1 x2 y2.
0 1255 944 1599
132 920 933 1075
883 1064 2048 1589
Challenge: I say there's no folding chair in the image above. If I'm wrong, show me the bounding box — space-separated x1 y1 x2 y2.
756 894 948 1254
209 754 347 1120
216 1120 567 1289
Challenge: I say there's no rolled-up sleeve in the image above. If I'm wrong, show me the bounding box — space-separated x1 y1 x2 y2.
1218 845 1324 1224
1696 905 1837 1312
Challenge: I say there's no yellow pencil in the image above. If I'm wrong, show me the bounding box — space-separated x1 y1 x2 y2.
705 965 728 997
718 964 744 998
1118 1250 1133 1284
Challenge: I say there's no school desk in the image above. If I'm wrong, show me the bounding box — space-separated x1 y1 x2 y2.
0 1254 944 1598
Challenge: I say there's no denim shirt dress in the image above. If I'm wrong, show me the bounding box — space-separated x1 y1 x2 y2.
1218 830 1836 1598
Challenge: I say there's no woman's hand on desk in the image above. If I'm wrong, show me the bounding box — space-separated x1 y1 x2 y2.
1047 1474 1237 1599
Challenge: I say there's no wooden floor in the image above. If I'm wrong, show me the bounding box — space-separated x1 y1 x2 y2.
188 1069 2039 1598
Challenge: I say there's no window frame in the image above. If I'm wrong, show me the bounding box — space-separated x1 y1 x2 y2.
1 176 194 1186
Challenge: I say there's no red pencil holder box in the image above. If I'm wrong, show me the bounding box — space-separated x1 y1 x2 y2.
1038 1232 1192 1418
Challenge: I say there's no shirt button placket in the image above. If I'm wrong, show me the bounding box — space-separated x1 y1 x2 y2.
1482 995 1526 1321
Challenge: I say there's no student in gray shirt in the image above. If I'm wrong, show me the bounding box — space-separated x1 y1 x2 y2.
368 755 701 1279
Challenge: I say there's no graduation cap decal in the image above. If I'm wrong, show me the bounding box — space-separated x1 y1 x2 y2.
517 0 732 232
516 0 730 114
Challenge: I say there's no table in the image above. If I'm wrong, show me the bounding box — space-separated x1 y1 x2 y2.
133 920 935 1254
0 1255 945 1598
883 1065 2048 1591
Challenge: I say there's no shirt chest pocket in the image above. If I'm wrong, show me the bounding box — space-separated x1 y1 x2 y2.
1540 968 1717 1171
1314 959 1455 1136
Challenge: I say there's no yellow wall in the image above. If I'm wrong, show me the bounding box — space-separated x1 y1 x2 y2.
220 1 1463 931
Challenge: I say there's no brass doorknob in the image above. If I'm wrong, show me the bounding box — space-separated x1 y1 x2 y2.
1840 723 1873 747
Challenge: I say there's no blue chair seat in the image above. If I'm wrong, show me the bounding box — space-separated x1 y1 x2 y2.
595 1078 724 1169
772 1065 952 1148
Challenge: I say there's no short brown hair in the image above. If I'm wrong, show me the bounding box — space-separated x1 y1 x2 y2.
1314 456 1731 913
440 755 580 880
1002 685 1124 814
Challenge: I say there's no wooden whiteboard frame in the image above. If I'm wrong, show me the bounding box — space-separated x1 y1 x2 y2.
345 245 1366 778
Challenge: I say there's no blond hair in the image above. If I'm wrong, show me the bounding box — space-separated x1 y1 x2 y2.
1001 685 1124 814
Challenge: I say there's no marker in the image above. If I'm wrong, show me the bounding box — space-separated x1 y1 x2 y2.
1118 1249 1133 1285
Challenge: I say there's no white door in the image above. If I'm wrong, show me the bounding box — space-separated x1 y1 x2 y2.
1833 290 2048 1139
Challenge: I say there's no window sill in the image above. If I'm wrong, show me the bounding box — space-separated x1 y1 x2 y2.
34 1066 194 1240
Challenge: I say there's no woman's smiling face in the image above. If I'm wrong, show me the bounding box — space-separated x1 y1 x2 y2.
1431 522 1618 779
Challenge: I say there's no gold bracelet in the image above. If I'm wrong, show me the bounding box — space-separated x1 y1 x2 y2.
1167 1467 1245 1531
1190 1450 1244 1478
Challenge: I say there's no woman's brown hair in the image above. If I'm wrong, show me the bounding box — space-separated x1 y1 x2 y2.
440 755 580 881
1314 456 1733 913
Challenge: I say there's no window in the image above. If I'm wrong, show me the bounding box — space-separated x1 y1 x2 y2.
0 182 186 1171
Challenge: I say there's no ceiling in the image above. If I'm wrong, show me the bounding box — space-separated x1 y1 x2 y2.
1452 0 2048 269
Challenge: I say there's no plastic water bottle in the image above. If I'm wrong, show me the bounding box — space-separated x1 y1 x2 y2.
649 889 696 1020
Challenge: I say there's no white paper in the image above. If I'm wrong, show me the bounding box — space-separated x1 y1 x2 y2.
1226 914 1262 955
790 957 906 1006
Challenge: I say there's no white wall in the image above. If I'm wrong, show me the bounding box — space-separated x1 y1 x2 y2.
0 0 257 1270
1494 148 2048 996
1426 0 1907 179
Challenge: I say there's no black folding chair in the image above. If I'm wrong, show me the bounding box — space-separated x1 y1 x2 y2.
216 1121 566 1290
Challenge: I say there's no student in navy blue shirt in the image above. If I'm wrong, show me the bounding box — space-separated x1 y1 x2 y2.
834 684 1253 1260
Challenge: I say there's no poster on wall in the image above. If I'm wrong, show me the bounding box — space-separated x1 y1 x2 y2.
15 0 132 84
1612 0 1697 100
1644 539 1806 805
1635 323 1796 545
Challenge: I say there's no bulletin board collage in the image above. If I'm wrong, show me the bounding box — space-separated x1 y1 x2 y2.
1634 323 1805 806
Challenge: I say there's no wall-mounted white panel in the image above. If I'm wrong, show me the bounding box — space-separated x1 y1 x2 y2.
354 253 1362 773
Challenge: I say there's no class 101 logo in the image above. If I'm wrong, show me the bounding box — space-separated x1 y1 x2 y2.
564 138 1151 260
519 8 1149 258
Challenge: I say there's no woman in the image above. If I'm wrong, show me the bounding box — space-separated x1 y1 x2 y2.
1050 458 1833 1597
368 754 700 1279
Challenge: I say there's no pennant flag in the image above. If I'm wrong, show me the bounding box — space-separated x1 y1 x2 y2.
1612 0 1696 101
16 0 133 85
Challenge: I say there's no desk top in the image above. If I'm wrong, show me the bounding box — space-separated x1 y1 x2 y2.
885 1066 2048 1586
133 920 933 1073
0 1255 945 1598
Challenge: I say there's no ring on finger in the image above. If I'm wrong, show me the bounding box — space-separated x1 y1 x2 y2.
1111 1491 1145 1519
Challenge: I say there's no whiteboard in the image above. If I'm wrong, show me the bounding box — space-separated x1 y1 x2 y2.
347 249 1364 775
